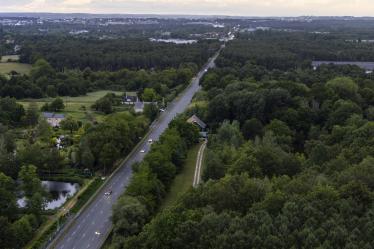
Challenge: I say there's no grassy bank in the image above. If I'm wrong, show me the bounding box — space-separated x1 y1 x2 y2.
160 141 203 210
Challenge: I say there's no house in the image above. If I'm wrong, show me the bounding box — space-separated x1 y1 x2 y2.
134 102 144 113
187 114 208 138
42 112 65 127
122 92 139 104
187 114 207 130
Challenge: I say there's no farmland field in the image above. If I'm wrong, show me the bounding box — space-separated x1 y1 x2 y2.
1 55 20 62
18 90 125 122
0 62 32 74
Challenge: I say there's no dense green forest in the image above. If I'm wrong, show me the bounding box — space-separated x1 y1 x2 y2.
219 31 374 70
109 32 374 249
19 37 220 70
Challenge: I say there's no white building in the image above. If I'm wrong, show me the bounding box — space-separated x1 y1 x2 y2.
42 112 65 127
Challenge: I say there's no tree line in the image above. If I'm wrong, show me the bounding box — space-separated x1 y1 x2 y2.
108 117 200 248
20 37 220 71
218 30 374 71
0 59 197 100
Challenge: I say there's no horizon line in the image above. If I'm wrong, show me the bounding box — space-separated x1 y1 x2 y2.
0 11 373 19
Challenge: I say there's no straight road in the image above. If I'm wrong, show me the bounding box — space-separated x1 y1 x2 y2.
49 47 223 249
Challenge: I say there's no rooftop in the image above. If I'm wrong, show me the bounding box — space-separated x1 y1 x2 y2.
42 112 65 119
187 114 207 129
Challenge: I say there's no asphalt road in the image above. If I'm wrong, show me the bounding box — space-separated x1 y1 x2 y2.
49 47 222 249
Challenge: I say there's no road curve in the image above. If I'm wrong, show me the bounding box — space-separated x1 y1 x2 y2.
49 47 222 249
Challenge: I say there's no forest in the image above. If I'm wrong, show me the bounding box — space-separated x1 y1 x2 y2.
0 58 197 100
19 37 220 71
219 31 374 71
108 31 374 249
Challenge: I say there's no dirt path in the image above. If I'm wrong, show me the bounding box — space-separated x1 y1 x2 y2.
193 140 207 187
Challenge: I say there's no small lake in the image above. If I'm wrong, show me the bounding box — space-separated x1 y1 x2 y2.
149 38 198 44
17 181 80 210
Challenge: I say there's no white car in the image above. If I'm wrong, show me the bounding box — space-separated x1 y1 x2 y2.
148 139 153 144
95 231 101 235
140 149 146 153
104 190 112 196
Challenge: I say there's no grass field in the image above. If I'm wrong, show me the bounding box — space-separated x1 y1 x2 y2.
1 54 20 62
160 142 203 210
0 62 32 75
18 90 124 122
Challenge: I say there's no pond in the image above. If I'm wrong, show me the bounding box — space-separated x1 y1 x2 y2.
17 181 80 210
149 38 198 44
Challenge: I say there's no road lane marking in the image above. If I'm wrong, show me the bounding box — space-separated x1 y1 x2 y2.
82 233 86 238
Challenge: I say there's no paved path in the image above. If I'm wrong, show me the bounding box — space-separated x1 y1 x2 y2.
48 47 223 249
193 140 207 187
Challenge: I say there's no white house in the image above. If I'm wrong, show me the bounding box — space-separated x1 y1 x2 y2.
42 112 65 127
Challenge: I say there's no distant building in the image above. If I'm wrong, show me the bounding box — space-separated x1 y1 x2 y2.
187 115 208 138
42 112 65 127
123 92 139 104
187 114 207 130
14 45 21 53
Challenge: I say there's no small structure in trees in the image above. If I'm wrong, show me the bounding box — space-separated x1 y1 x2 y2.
187 114 208 138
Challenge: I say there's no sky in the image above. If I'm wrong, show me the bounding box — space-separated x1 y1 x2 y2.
1 0 374 17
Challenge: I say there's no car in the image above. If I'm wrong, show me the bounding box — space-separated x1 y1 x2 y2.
148 139 153 143
104 190 112 196
204 69 208 72
140 149 146 153
159 108 165 112
95 231 101 235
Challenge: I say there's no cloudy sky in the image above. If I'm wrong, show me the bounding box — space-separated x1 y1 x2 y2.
1 0 374 16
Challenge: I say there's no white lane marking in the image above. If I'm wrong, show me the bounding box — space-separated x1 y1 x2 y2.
82 233 86 238
92 221 95 225
100 210 103 214
86 244 90 248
